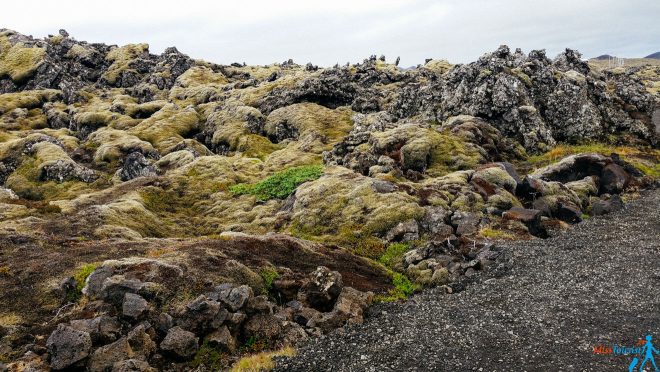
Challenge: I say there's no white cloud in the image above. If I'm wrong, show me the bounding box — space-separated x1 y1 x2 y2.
2 0 658 66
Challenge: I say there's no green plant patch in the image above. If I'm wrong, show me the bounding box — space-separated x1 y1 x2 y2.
66 263 97 301
230 165 323 201
192 341 229 370
259 267 278 295
375 272 419 302
378 243 410 268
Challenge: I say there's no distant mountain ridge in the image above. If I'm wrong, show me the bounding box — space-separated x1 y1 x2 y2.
590 52 660 60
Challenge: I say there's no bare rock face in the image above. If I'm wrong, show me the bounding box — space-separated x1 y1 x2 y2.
69 315 122 344
119 152 158 181
160 326 199 359
122 293 149 319
298 266 344 312
46 324 92 370
308 287 374 333
87 337 134 372
530 153 634 195
83 258 184 302
112 359 157 372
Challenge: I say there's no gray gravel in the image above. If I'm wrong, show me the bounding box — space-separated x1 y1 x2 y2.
276 189 660 371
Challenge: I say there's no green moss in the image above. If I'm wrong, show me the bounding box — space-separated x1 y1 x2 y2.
0 37 46 83
74 263 97 292
66 263 97 301
378 243 411 268
230 165 323 201
374 272 419 302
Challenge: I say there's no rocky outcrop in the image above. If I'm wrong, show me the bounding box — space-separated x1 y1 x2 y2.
1 28 658 371
36 260 374 370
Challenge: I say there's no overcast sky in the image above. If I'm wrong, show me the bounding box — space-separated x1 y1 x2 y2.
2 0 659 67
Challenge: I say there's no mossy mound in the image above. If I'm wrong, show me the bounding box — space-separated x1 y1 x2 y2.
290 167 425 256
369 123 484 177
128 104 201 154
0 35 46 83
102 43 149 85
0 90 61 114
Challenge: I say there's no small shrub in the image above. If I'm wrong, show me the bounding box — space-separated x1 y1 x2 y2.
241 336 270 353
140 188 179 213
230 165 323 201
0 266 12 277
67 263 97 301
39 203 61 214
259 267 279 295
192 341 228 370
378 243 410 268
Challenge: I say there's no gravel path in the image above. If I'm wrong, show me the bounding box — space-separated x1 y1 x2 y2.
276 189 660 371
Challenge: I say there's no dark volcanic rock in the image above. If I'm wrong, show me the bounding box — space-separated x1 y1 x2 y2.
160 326 198 359
298 267 344 312
46 324 92 370
120 152 158 181
592 194 624 215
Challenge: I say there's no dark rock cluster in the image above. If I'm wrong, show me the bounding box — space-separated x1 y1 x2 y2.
41 260 371 370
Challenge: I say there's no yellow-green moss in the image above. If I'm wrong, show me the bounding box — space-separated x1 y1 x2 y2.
510 67 532 87
230 346 295 372
422 59 453 75
0 37 46 83
4 143 103 201
65 44 93 60
478 227 516 240
128 104 200 154
102 43 149 85
370 124 483 177
0 90 61 114
264 103 354 151
289 167 424 254
88 127 156 164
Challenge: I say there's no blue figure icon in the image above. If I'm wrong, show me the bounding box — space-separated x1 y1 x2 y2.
639 335 659 372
